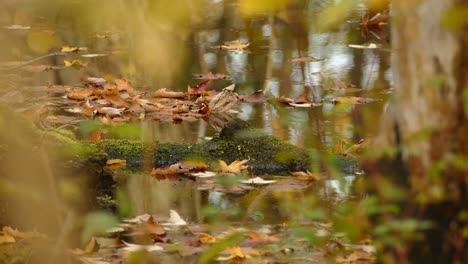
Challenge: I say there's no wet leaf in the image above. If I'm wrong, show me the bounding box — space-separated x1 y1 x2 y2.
154 88 186 98
0 234 15 244
291 171 322 181
219 158 249 174
217 41 250 50
3 25 30 30
151 163 190 177
85 77 107 87
193 72 230 80
348 43 380 49
198 233 218 244
311 70 336 77
106 159 126 170
68 88 93 100
241 177 276 185
191 171 217 178
97 107 125 117
242 90 267 103
291 56 325 62
81 53 108 58
121 241 163 252
162 210 187 226
343 139 365 156
330 96 379 104
247 231 279 243
188 80 210 95
64 59 87 68
61 46 88 52
217 247 257 261
2 226 46 240
336 251 375 263
208 84 238 113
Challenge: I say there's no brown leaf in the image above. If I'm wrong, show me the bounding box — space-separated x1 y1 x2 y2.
217 41 250 50
247 231 279 243
0 234 15 244
151 163 189 177
208 84 238 113
85 77 107 87
291 171 321 181
154 88 186 98
188 80 210 95
291 56 324 62
242 90 266 103
336 251 374 263
330 97 379 104
67 88 93 100
3 226 46 240
193 72 230 80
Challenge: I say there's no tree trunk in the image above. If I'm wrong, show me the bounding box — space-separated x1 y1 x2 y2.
366 0 468 262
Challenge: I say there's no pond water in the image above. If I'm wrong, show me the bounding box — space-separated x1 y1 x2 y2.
0 0 391 229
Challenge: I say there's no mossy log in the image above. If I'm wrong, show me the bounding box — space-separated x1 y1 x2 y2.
98 129 310 175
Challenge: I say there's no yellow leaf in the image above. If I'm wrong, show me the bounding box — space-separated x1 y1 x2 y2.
218 158 249 174
61 46 88 53
216 247 249 261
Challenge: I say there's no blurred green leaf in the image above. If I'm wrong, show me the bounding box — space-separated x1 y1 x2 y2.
81 211 119 243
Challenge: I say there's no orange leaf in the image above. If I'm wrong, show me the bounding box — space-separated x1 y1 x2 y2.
89 129 102 142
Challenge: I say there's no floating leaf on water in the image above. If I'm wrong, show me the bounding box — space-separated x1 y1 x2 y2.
291 171 322 181
193 72 230 80
188 80 210 95
330 96 380 104
162 210 187 226
81 53 108 58
191 171 217 178
154 88 186 98
216 41 250 50
291 56 325 62
3 25 30 30
61 46 88 53
242 90 266 103
347 43 379 49
208 84 238 113
219 158 249 174
311 70 336 77
241 177 276 185
121 241 163 252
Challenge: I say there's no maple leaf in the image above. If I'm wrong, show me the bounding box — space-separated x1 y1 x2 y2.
218 158 249 174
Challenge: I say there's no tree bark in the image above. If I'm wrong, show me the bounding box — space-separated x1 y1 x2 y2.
366 0 468 262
